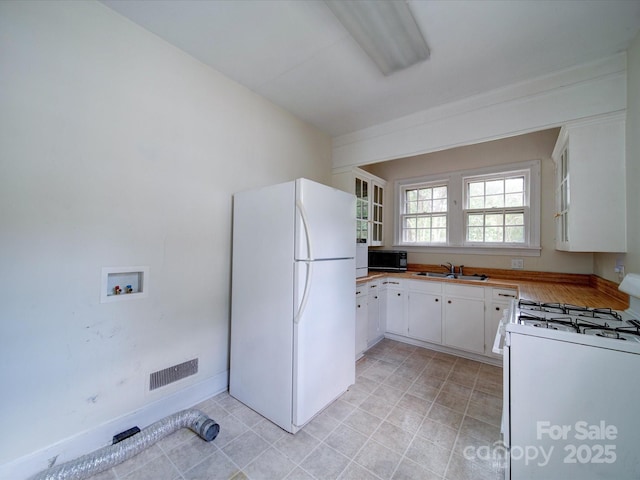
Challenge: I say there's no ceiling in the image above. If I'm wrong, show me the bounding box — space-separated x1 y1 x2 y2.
101 0 640 138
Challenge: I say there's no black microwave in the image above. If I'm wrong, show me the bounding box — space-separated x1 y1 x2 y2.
368 250 408 272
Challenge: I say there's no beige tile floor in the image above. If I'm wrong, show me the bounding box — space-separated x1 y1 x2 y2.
88 339 506 480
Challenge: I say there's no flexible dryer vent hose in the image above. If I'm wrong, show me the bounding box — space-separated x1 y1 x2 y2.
31 409 219 480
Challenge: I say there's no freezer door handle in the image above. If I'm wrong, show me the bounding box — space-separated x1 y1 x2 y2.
296 199 313 261
294 200 314 324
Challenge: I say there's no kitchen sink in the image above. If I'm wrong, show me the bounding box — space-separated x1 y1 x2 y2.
414 272 454 278
456 274 489 282
414 272 489 282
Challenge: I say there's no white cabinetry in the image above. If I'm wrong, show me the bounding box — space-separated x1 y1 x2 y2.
383 279 406 335
357 275 517 361
443 284 485 354
332 168 386 247
355 283 369 359
552 113 626 252
407 280 442 343
485 287 517 359
367 280 384 346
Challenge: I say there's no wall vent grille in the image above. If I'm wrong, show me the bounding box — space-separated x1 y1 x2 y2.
149 358 198 391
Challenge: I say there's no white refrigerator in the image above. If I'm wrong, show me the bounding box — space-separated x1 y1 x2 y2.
230 178 356 433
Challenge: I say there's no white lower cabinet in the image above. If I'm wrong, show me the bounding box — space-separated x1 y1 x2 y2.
355 283 368 358
407 280 442 343
383 279 406 335
357 275 518 360
485 287 517 358
442 284 485 354
366 280 384 346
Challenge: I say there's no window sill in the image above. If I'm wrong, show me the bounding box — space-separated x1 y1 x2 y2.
392 244 542 257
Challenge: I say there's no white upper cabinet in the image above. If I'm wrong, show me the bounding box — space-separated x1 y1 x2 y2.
333 168 386 246
552 113 626 252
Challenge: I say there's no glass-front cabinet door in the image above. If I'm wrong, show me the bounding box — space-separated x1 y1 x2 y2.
355 177 369 244
371 183 384 246
557 146 569 246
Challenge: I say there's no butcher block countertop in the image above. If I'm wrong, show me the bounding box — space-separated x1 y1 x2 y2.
358 264 629 310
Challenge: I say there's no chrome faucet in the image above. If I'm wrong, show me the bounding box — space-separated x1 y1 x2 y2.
441 262 455 274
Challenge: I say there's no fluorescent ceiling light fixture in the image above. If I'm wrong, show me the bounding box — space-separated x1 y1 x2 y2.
325 0 430 75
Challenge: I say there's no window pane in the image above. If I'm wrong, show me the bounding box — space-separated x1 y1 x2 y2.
406 190 417 202
432 215 447 228
505 213 524 226
485 226 504 242
505 193 523 207
486 180 504 195
404 217 416 229
505 226 524 243
433 186 447 199
468 227 483 242
432 228 447 243
418 188 432 200
485 194 504 208
505 177 524 193
417 229 430 242
468 214 484 226
432 199 447 212
486 214 503 226
469 182 484 197
404 229 415 243
417 217 430 228
469 197 484 209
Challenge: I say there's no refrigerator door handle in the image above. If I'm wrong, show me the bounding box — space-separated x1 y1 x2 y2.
296 199 313 261
294 199 314 324
294 260 313 324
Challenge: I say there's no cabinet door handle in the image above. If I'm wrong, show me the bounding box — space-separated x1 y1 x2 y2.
495 306 500 311
435 298 439 302
397 293 401 296
448 300 452 304
498 293 516 298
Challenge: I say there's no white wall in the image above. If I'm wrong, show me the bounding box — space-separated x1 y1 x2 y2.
0 0 331 473
362 129 595 273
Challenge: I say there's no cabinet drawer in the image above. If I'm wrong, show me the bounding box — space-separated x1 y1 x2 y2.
443 283 484 299
406 279 442 294
492 288 518 301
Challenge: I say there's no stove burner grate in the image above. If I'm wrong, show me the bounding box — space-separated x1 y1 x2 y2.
517 301 623 321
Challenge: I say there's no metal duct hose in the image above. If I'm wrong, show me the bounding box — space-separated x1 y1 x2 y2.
31 409 219 480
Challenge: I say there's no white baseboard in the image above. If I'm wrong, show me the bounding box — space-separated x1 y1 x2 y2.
1 370 228 480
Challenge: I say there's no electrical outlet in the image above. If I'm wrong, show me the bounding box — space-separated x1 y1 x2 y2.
511 258 524 270
615 257 625 280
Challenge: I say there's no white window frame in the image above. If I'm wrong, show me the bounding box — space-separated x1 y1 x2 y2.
394 160 541 256
463 169 530 247
398 180 449 245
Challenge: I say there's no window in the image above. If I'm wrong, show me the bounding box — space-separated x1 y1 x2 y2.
400 183 448 244
464 171 528 244
395 161 540 255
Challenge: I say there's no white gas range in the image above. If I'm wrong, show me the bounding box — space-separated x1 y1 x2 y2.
494 274 640 480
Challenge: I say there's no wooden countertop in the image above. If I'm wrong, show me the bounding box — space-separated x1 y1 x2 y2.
357 266 629 310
